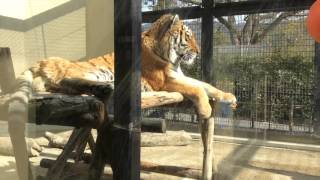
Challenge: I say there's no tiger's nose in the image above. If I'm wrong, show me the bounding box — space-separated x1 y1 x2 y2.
195 45 200 54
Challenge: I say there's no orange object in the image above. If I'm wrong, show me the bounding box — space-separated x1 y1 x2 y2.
307 0 320 42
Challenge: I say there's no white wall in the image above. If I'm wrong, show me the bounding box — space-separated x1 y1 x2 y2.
0 0 86 75
86 0 114 58
0 0 71 20
0 0 115 75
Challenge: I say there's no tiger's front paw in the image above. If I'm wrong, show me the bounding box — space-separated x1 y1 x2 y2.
221 92 237 109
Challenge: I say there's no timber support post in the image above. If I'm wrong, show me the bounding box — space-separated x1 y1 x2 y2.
0 47 16 94
201 0 215 179
111 0 142 179
314 42 320 136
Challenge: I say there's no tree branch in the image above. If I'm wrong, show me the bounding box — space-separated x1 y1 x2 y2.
251 11 298 44
216 16 240 45
242 15 253 45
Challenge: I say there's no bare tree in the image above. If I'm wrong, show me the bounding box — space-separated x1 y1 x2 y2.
155 0 299 45
217 12 298 45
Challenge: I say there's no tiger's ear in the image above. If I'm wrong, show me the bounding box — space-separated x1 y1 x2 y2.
171 14 180 25
157 14 180 40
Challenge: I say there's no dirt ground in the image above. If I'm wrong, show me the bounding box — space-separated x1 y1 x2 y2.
0 135 319 180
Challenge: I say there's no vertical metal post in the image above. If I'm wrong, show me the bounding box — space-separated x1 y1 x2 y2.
314 42 320 136
201 0 214 85
112 0 142 179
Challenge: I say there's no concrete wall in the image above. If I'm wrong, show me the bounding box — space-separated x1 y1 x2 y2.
0 0 86 75
86 0 114 58
24 8 86 67
0 0 114 75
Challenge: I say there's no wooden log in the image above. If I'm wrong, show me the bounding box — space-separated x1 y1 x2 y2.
40 159 201 179
45 131 68 149
141 161 201 179
27 91 185 128
2 90 185 126
87 132 96 153
0 94 10 120
141 118 166 133
200 117 215 180
199 101 216 180
45 128 91 180
141 91 184 109
69 152 93 163
0 137 42 157
109 115 166 133
29 93 105 128
141 131 192 147
44 129 190 150
74 130 91 163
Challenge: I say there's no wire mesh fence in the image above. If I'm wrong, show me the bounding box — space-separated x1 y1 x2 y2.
142 0 200 12
142 8 316 135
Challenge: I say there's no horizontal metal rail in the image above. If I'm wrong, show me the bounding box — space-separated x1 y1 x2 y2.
142 0 315 22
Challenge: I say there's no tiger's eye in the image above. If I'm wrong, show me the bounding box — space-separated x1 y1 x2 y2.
186 34 191 41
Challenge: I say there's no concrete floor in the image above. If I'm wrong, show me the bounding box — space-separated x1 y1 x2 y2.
141 140 320 180
0 137 319 180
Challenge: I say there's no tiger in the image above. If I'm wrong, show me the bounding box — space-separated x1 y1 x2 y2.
18 14 237 119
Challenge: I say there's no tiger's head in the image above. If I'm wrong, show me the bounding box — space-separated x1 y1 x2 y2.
146 14 200 68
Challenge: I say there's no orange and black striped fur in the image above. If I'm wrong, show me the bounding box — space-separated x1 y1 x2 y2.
23 14 236 119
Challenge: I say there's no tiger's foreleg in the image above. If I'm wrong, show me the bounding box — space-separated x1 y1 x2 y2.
163 75 212 119
182 76 237 109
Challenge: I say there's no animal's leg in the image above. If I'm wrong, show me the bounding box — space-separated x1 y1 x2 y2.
182 76 237 109
59 78 114 100
163 77 211 119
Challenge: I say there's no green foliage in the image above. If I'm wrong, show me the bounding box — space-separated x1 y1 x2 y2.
223 54 313 82
218 54 314 125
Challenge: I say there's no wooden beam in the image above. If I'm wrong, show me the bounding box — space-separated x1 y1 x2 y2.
41 159 202 179
29 93 105 128
141 91 184 109
0 48 16 94
142 0 314 23
108 115 166 133
111 0 142 179
142 6 202 23
7 70 33 180
200 1 215 179
212 0 315 16
201 0 215 85
0 94 10 120
314 42 320 136
45 128 91 180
